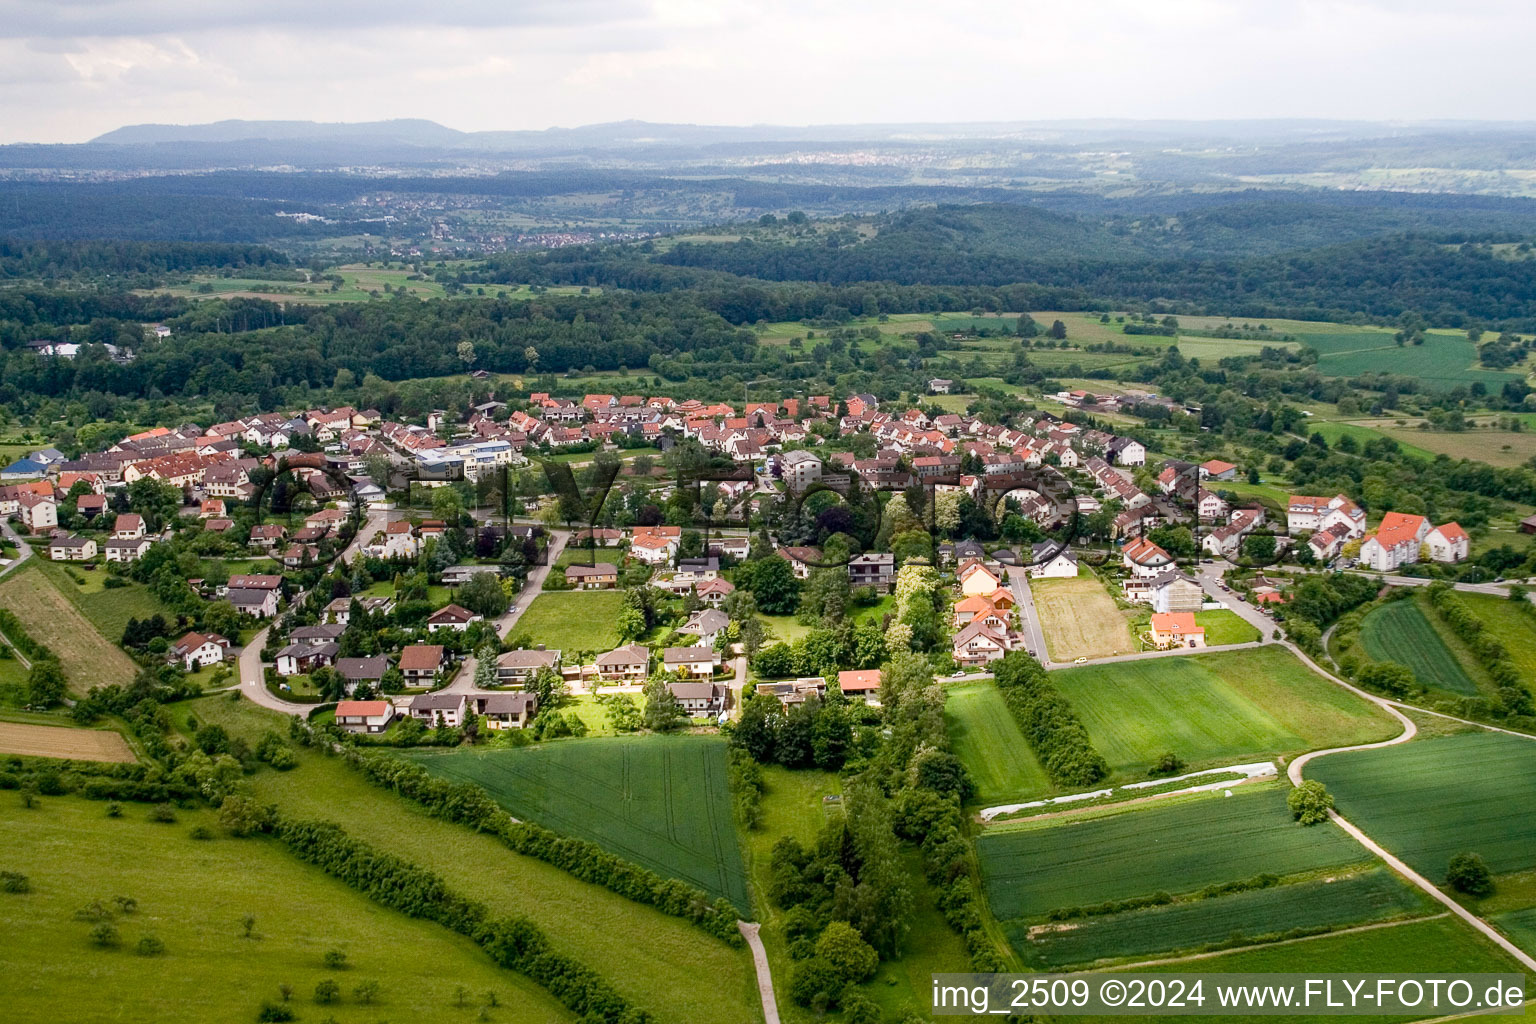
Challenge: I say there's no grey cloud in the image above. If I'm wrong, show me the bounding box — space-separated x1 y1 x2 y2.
0 0 648 38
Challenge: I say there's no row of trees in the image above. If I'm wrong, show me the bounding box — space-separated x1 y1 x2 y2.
992 652 1110 787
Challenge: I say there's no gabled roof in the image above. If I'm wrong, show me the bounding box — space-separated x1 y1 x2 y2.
595 643 650 667
398 645 444 672
336 700 391 718
837 669 882 692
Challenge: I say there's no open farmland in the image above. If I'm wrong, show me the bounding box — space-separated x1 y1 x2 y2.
977 784 1368 921
33 559 178 646
404 735 751 910
509 591 624 653
1051 647 1397 775
1307 730 1536 881
189 696 762 1024
0 720 134 762
1011 868 1428 969
1359 597 1481 696
0 797 577 1024
945 681 1050 803
1030 573 1136 660
1302 327 1521 391
0 563 136 691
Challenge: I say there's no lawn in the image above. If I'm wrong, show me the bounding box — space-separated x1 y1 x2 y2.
1459 593 1536 683
0 562 136 691
188 696 762 1024
1030 572 1137 660
945 681 1050 804
1359 597 1482 696
1051 646 1398 776
1195 608 1260 646
977 784 1369 922
508 590 624 653
0 796 576 1024
1307 730 1536 882
1009 868 1428 969
404 735 751 910
758 613 813 644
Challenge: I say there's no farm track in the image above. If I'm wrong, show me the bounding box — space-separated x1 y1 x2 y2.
1284 645 1536 973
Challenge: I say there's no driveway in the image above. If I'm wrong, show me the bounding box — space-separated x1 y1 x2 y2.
1007 570 1052 667
1194 563 1276 639
0 520 34 580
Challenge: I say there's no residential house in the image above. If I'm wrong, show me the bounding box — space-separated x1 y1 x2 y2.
595 643 650 682
1199 460 1238 482
335 700 395 734
696 577 736 606
1028 543 1078 579
565 562 619 589
662 646 721 678
756 678 827 708
104 536 151 563
426 604 482 632
927 378 953 394
779 450 824 491
958 559 1004 597
168 632 229 672
629 525 682 565
75 493 107 519
48 535 97 561
409 692 467 728
1425 523 1469 563
274 642 338 676
1148 612 1206 649
1286 494 1366 538
372 521 421 559
678 608 730 647
1358 512 1431 572
398 644 444 686
249 524 286 549
776 546 822 579
496 648 561 686
1308 521 1353 563
17 492 58 534
474 692 538 729
837 669 882 703
336 657 389 690
227 574 282 619
290 624 347 646
848 552 895 592
668 681 728 718
1122 537 1174 577
112 513 146 539
1148 572 1205 613
1106 437 1146 466
952 621 1011 667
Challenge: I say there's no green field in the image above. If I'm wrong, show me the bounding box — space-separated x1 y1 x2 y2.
33 559 178 645
978 784 1369 922
1459 593 1536 682
510 590 625 653
0 796 575 1024
1010 868 1428 969
1359 598 1481 696
1302 328 1521 391
1051 647 1397 776
188 696 761 1024
0 562 137 691
1195 609 1261 646
1308 731 1536 882
1495 907 1536 955
945 681 1051 803
404 736 751 910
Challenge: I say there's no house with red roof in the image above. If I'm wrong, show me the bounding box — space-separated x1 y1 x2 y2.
1358 512 1430 571
1425 522 1469 563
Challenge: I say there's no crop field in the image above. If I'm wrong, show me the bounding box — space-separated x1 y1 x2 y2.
1010 868 1428 969
1030 573 1137 660
945 681 1050 803
33 559 177 646
509 590 624 653
404 735 751 910
1358 598 1481 696
0 797 576 1024
1495 907 1536 955
0 720 134 762
1194 609 1260 645
1376 423 1536 468
1308 730 1536 881
0 563 136 691
186 696 761 1024
977 785 1368 921
1459 594 1536 682
1051 647 1397 775
1302 328 1521 390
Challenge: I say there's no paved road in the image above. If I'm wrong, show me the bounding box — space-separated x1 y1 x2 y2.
1284 648 1536 975
1007 570 1052 667
1194 563 1277 639
738 921 780 1024
448 529 570 696
0 519 34 580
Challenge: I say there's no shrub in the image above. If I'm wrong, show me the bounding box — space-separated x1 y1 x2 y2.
313 980 340 1004
323 948 348 970
148 803 177 823
0 871 30 893
1150 752 1186 776
1446 852 1494 897
815 921 878 984
89 922 120 948
1287 780 1334 825
136 935 166 956
789 957 845 1009
256 1002 295 1023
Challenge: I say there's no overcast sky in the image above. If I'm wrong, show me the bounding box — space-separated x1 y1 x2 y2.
1 0 1532 143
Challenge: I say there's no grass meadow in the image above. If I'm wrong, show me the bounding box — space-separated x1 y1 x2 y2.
0 562 137 691
1459 593 1536 683
977 784 1368 922
0 796 576 1024
32 558 179 646
509 590 626 653
945 681 1051 804
1030 572 1137 660
1050 647 1397 776
1359 597 1482 696
1307 730 1536 882
1193 608 1261 646
404 735 751 910
186 695 762 1024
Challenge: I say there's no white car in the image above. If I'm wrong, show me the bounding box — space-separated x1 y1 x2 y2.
1073 656 1088 664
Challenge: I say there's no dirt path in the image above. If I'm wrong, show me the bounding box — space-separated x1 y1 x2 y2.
738 920 780 1024
1284 646 1536 974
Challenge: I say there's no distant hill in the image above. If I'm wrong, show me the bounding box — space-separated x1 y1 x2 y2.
92 118 468 147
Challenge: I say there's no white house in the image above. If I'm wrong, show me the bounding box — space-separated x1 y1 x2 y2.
104 536 152 563
17 492 58 534
335 700 395 734
425 604 482 631
1425 522 1469 563
48 535 97 561
169 631 229 671
678 608 729 647
779 450 823 491
1028 543 1078 579
496 648 561 686
1122 537 1174 577
407 692 466 728
952 621 1011 667
1358 512 1431 572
